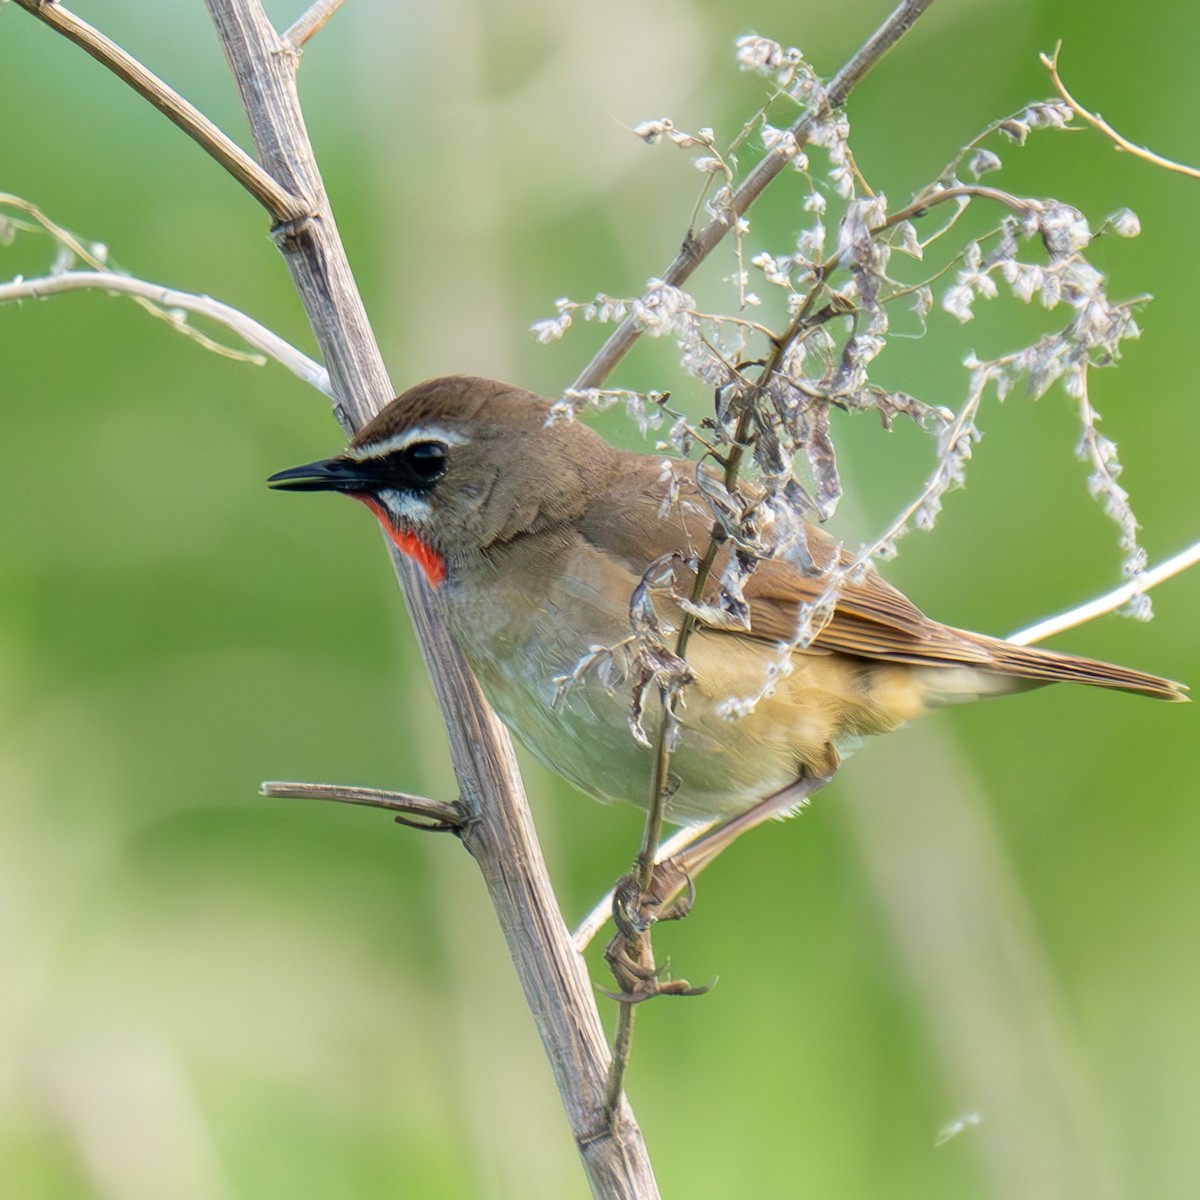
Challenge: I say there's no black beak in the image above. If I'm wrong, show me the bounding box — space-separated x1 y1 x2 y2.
267 457 376 492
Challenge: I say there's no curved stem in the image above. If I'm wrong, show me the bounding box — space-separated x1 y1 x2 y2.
1042 43 1200 181
0 269 329 393
1007 539 1200 646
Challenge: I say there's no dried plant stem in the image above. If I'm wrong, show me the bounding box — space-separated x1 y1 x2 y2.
1008 539 1200 646
0 269 329 392
634 281 829 879
198 3 658 1194
885 183 1038 228
2 186 330 392
260 781 463 829
282 0 348 50
635 285 828 870
603 1007 638 1124
10 0 305 222
572 0 938 392
594 0 941 1132
1042 43 1200 181
603 274 835 1109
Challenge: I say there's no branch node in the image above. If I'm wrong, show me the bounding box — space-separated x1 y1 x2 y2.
270 211 322 249
281 0 349 53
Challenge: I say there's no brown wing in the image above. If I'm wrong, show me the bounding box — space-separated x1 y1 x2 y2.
579 457 990 662
579 455 1187 702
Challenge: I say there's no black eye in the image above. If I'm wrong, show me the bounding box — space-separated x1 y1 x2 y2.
401 440 448 487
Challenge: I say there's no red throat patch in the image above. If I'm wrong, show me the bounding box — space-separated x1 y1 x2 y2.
356 495 446 588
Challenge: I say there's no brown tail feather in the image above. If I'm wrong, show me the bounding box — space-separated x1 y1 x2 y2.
960 630 1188 703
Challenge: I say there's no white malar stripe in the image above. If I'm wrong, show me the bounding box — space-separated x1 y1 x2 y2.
347 425 469 461
376 488 433 524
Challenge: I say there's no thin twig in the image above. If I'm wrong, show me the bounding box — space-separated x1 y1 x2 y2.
10 0 307 222
634 283 829 882
597 4 942 1084
601 22 889 1119
1042 43 1200 181
1 187 325 387
282 0 349 51
572 0 938 391
884 184 1039 230
1007 539 1200 647
1 191 325 385
0 270 330 393
261 780 463 829
602 267 835 1110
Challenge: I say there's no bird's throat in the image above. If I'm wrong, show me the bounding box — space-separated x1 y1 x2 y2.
356 495 446 588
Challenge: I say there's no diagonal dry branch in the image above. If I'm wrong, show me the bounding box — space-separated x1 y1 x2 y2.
573 0 938 391
1008 538 1200 646
1042 43 1200 181
590 0 939 1111
199 3 657 1195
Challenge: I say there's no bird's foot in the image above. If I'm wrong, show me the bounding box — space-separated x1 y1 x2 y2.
602 932 711 1003
610 867 695 940
642 861 696 922
603 870 707 1002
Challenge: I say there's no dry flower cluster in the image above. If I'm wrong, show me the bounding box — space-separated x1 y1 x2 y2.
540 35 1154 735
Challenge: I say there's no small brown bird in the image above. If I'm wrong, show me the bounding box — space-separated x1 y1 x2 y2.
270 375 1186 825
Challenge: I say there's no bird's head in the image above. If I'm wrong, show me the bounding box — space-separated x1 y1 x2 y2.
268 375 615 586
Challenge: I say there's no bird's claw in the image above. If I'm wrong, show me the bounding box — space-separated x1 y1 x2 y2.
602 933 712 1002
600 978 713 1005
604 867 704 1001
611 865 696 940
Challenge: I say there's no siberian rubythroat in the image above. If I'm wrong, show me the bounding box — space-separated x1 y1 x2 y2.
269 375 1186 824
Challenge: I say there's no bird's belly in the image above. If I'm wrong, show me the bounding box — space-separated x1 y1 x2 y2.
469 648 795 823
458 611 907 825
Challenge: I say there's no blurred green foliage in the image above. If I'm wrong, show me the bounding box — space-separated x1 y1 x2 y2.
1 1 1197 1197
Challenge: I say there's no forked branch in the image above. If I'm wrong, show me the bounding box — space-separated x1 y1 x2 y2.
0 268 329 392
282 0 349 51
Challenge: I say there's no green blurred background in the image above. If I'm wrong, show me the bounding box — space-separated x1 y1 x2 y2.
2 1 1198 1197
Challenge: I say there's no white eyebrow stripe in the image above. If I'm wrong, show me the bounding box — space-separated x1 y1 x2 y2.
347 425 468 461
